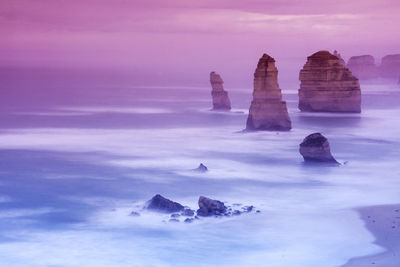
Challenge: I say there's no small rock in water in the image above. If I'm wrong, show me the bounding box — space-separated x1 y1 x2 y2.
194 163 208 173
243 206 254 212
170 213 180 218
169 218 180 223
146 194 184 213
181 208 195 217
197 196 227 217
233 210 241 216
299 133 339 163
130 211 141 217
184 218 194 223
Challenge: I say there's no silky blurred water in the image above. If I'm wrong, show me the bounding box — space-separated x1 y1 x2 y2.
0 73 399 266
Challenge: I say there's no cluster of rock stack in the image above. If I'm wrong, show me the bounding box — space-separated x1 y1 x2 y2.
209 72 231 110
298 51 361 113
346 54 400 80
246 54 292 131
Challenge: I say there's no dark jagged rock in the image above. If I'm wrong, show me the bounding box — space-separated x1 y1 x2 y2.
379 54 400 79
299 133 338 163
246 54 292 131
193 163 208 173
146 194 184 213
299 50 361 113
197 196 227 216
347 55 379 80
210 72 231 110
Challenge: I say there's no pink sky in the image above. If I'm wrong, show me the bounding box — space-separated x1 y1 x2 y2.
2 0 400 86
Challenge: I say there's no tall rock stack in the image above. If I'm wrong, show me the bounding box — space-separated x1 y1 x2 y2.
246 54 291 131
347 55 378 80
379 54 400 79
298 50 361 113
210 72 231 110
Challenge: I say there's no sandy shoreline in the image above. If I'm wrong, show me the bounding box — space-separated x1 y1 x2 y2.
342 204 400 266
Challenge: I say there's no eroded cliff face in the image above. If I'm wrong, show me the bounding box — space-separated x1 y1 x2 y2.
379 54 400 79
298 50 361 113
210 72 231 110
347 55 378 80
246 54 291 131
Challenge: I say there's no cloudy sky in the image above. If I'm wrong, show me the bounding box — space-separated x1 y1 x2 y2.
2 0 400 85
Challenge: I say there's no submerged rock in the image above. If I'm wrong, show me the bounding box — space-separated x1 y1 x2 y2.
193 163 208 173
146 194 184 213
347 55 379 80
246 54 292 131
299 133 338 163
299 50 361 113
197 196 227 216
210 72 231 110
379 54 400 79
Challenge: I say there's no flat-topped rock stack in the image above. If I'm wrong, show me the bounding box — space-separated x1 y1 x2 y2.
298 50 361 113
246 54 291 131
347 55 378 80
379 54 400 79
210 72 231 110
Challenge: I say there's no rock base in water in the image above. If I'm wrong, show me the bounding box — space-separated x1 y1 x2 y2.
299 133 338 163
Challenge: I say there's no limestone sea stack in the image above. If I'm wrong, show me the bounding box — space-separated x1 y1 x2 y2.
299 133 338 163
210 72 231 110
347 55 378 80
379 54 400 79
246 54 292 131
298 51 361 113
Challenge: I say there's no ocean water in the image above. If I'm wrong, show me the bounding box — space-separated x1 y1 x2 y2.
0 74 399 267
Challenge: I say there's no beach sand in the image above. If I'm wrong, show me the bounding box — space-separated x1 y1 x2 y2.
343 204 400 266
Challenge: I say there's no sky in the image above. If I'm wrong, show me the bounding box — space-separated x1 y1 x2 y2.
1 0 400 86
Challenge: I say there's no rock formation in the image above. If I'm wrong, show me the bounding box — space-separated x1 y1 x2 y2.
298 50 361 113
299 133 338 163
193 163 208 173
146 194 184 213
197 196 227 216
246 54 292 131
333 50 346 66
379 54 400 79
347 55 378 80
210 72 231 110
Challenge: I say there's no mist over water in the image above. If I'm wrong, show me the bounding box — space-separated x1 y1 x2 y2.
0 69 399 266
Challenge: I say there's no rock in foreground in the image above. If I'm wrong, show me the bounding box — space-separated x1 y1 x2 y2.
347 55 378 80
246 54 292 131
299 133 338 163
299 50 361 113
146 194 184 213
210 72 231 110
197 196 227 216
